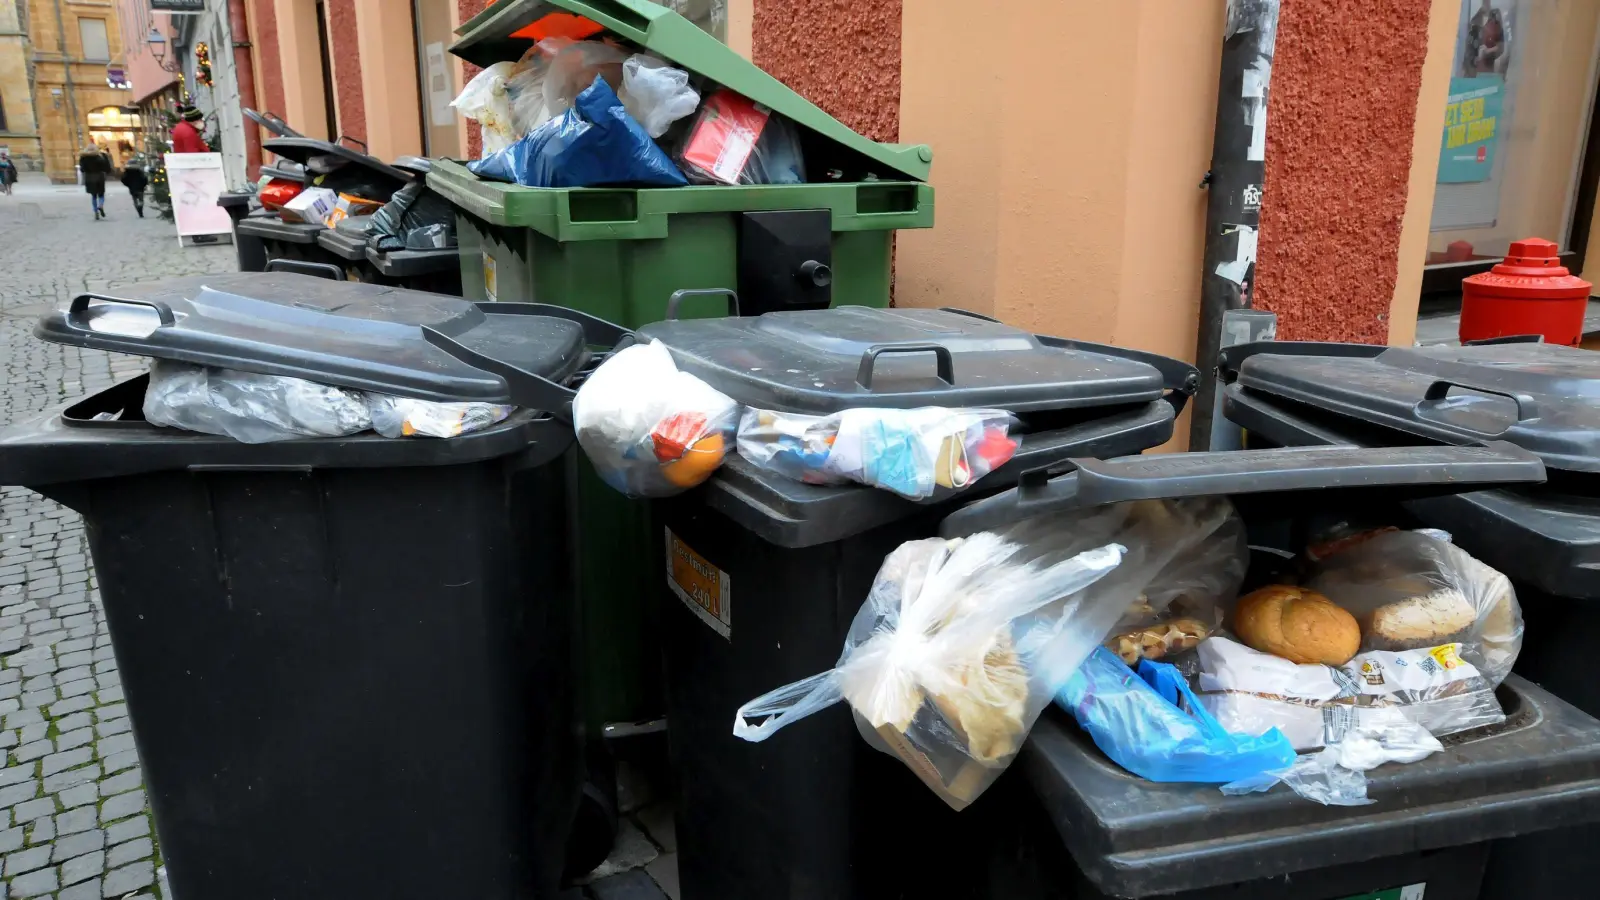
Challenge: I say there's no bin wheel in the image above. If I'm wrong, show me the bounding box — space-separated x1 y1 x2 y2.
564 750 619 881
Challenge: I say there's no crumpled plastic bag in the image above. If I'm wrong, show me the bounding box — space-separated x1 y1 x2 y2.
1196 635 1505 749
539 37 629 118
620 54 699 138
731 497 1248 809
468 76 687 188
143 360 372 444
736 407 1018 500
144 361 516 443
368 395 513 438
1058 647 1296 783
367 181 456 253
1221 719 1442 806
451 61 518 155
573 340 738 497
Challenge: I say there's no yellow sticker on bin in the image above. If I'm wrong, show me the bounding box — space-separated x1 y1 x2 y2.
666 527 731 639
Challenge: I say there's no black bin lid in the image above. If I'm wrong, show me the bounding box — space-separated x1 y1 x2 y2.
262 137 413 194
635 306 1187 414
1224 340 1600 474
34 273 628 413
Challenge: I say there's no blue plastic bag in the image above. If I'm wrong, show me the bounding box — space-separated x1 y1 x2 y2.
1057 647 1296 783
468 76 687 188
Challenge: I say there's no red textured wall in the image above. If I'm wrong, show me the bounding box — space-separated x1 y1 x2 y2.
251 0 286 131
1253 0 1432 342
751 0 901 142
460 0 489 158
325 0 366 142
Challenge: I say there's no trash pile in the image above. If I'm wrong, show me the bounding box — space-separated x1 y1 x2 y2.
255 151 458 254
726 493 1522 809
572 339 1018 499
451 37 811 189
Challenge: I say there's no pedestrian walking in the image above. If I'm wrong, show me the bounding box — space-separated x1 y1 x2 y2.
0 153 15 196
79 143 111 220
120 159 149 218
170 105 209 154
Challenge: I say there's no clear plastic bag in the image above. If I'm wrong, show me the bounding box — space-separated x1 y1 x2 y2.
143 360 371 444
1220 718 1442 806
1058 647 1296 783
674 89 807 185
1305 529 1522 686
573 340 739 497
736 407 1019 500
620 55 700 138
451 61 518 155
506 47 553 136
539 37 629 118
1196 635 1506 749
732 497 1247 809
467 77 687 188
403 223 452 250
368 396 513 438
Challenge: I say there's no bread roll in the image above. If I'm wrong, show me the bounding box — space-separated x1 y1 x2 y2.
1364 588 1476 651
1233 585 1361 665
1106 617 1211 665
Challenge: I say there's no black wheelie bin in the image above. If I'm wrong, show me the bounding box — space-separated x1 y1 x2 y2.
239 136 412 272
939 444 1600 900
1217 338 1600 898
638 305 1198 900
0 272 630 900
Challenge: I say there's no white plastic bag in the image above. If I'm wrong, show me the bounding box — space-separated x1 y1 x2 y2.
1221 720 1442 806
367 395 513 438
732 497 1247 810
539 38 630 118
620 55 700 138
572 340 739 497
143 360 372 444
737 407 1018 500
451 61 518 154
506 47 553 136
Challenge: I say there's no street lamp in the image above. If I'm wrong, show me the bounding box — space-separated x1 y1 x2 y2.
147 27 182 73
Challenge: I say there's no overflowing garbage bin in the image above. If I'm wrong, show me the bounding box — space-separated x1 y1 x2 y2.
933 445 1600 900
432 0 933 317
631 306 1196 899
1217 338 1600 898
216 191 267 272
0 273 629 900
236 136 413 273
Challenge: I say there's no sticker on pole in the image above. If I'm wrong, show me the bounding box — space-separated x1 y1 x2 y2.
665 527 731 639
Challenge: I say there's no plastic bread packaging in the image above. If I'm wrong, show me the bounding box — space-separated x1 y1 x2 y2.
730 497 1247 809
572 340 739 497
1195 635 1506 750
143 360 373 444
735 406 1020 500
450 61 518 155
368 396 514 439
1304 529 1521 687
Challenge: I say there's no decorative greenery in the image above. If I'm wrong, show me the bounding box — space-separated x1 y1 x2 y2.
194 42 212 88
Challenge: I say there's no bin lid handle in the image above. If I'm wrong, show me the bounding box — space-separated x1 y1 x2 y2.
1414 379 1542 436
855 342 955 390
65 294 177 331
666 288 740 320
263 259 344 281
476 302 635 350
941 443 1547 537
422 323 578 421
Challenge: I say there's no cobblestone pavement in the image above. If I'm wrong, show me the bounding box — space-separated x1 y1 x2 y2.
0 176 235 899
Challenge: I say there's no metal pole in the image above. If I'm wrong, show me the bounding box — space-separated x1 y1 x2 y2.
51 0 83 152
1189 0 1280 449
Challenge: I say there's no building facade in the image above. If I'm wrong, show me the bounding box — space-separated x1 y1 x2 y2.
0 0 43 171
23 0 135 182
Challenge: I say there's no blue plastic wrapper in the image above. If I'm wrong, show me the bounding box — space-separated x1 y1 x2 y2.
1057 647 1296 784
467 76 687 188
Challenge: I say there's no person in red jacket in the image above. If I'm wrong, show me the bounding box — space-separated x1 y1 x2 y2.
170 105 209 154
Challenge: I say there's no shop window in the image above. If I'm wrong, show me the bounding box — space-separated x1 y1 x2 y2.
79 18 110 62
1424 0 1600 289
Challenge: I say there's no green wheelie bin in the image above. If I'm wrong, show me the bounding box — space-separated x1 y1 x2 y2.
428 0 936 784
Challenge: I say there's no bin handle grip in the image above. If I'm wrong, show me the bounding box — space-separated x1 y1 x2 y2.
337 134 369 153
666 289 740 320
1036 334 1201 412
421 325 578 423
856 343 955 390
66 294 176 329
264 259 344 281
1414 380 1541 435
468 302 634 351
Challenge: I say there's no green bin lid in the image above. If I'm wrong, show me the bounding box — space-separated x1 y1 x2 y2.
451 0 931 183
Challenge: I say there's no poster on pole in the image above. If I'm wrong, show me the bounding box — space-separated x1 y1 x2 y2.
164 153 232 239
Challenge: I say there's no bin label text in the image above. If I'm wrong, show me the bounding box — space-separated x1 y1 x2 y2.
666 528 731 639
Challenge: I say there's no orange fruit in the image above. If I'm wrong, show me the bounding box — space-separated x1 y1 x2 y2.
662 433 726 488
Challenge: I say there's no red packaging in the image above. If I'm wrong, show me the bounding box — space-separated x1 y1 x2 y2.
678 89 771 185
258 178 303 211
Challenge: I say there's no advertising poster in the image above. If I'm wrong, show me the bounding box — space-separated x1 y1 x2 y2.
164 153 233 238
1438 75 1504 182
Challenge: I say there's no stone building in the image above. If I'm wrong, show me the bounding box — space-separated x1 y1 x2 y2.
15 0 135 182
